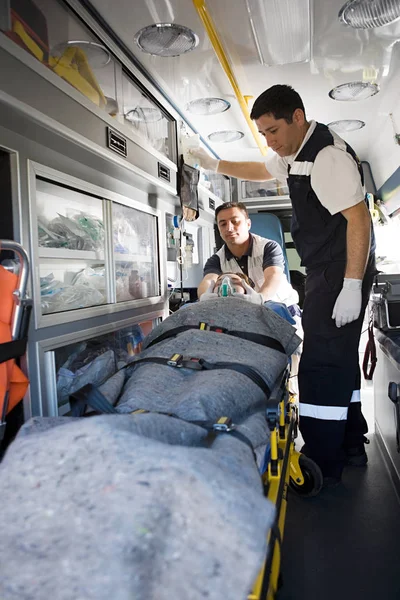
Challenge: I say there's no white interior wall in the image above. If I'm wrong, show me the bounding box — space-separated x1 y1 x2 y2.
367 111 400 191
366 49 400 190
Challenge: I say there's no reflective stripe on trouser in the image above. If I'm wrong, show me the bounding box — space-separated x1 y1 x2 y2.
298 258 374 478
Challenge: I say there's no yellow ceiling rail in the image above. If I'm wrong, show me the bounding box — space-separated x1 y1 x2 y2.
192 0 267 156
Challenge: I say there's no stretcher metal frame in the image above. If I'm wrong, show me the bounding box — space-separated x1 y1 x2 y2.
249 368 321 600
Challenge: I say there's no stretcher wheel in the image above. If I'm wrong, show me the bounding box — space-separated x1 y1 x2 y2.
289 455 323 497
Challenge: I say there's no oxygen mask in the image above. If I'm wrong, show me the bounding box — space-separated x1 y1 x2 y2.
218 275 235 297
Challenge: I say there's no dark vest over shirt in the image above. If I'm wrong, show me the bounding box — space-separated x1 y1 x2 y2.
287 122 375 270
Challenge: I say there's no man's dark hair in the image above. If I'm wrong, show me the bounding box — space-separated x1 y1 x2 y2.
215 202 249 222
250 84 306 123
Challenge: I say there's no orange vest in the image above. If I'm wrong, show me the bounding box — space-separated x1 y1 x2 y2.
0 265 29 416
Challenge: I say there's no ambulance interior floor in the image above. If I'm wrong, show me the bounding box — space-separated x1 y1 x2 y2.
279 375 400 599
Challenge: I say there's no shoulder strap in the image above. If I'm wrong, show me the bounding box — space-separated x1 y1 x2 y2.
363 319 377 380
69 384 118 417
0 339 28 364
146 324 285 354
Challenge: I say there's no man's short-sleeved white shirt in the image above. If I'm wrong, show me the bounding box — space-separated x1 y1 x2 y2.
265 120 365 216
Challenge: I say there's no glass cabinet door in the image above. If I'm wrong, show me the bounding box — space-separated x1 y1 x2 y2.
36 177 107 314
3 0 118 119
122 72 172 159
241 179 289 198
112 202 159 302
53 319 156 415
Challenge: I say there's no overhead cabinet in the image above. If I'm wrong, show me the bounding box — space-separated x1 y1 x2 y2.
0 0 178 193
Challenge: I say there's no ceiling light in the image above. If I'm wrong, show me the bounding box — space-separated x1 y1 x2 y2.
186 98 231 116
134 23 199 57
244 0 311 66
52 41 111 67
339 0 400 29
125 107 163 123
328 120 366 132
329 81 380 101
207 130 244 143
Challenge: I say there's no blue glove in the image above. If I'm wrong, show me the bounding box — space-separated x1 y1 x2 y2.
265 300 296 325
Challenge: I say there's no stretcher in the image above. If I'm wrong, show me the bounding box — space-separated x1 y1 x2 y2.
0 297 322 600
67 303 323 600
0 240 31 445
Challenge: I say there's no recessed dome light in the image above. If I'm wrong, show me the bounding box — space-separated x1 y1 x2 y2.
339 0 400 29
329 81 379 101
52 41 111 67
186 98 231 115
125 107 163 123
207 130 244 143
134 23 199 57
328 119 366 132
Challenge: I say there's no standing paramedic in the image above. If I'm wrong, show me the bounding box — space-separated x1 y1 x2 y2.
191 84 376 485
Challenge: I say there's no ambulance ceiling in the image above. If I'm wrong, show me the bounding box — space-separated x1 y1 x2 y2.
87 0 400 162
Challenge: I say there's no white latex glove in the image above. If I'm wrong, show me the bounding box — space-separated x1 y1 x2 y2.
241 281 264 305
199 280 219 302
188 148 219 172
332 278 362 328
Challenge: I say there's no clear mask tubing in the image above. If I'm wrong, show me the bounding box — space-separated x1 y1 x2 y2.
218 276 235 297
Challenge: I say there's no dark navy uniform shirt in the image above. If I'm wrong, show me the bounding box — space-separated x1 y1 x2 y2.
203 234 284 278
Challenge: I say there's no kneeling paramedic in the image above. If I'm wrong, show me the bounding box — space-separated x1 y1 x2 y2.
198 202 299 317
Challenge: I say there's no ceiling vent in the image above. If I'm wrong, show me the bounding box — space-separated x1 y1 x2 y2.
134 23 199 57
186 98 231 115
328 119 366 132
125 107 163 123
207 130 244 143
339 0 400 29
329 81 380 101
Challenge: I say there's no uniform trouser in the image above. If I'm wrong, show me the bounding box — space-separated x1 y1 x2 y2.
298 256 375 478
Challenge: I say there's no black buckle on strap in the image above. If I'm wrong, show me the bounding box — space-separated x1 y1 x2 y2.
183 357 204 370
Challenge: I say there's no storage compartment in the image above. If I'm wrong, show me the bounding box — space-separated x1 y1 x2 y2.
32 173 161 321
36 177 107 314
5 0 118 115
1 0 177 163
241 179 289 199
200 171 231 203
122 71 171 159
48 319 156 415
371 274 400 331
112 201 159 302
374 338 400 482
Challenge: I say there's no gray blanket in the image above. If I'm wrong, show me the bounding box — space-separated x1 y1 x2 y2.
0 298 301 600
118 297 300 423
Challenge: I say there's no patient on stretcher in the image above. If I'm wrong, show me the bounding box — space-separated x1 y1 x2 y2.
0 295 301 600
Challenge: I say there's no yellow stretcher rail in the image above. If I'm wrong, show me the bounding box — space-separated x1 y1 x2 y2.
249 391 316 599
192 0 267 156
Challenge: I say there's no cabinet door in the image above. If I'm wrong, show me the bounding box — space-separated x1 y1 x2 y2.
112 202 159 302
122 71 173 159
52 319 156 416
374 344 400 481
2 0 118 117
241 179 289 198
36 178 108 315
